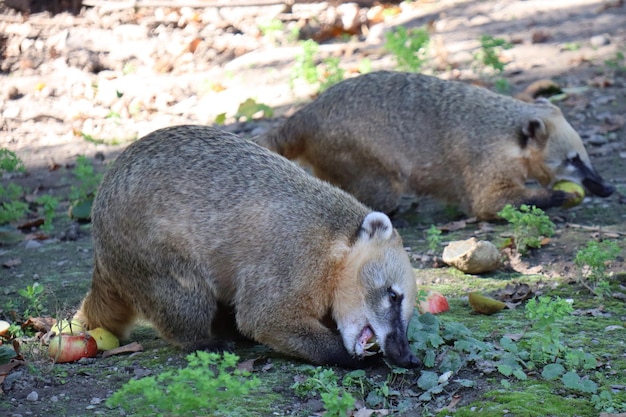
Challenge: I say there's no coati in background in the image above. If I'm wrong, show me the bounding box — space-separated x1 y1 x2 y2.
75 125 420 369
255 71 614 220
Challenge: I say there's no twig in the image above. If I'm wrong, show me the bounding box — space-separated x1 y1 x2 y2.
81 0 292 11
564 223 626 237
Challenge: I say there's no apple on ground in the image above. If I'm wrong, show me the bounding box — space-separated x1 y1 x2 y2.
418 290 450 314
48 334 98 363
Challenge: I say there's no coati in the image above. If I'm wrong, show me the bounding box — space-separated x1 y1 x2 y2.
255 71 615 220
74 125 419 369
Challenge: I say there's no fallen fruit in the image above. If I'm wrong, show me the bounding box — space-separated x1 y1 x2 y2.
468 292 506 315
48 334 98 363
87 327 120 351
0 320 10 337
418 290 450 314
552 180 585 208
51 318 86 335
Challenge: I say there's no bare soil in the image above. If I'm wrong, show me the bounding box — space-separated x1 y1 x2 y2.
1 0 625 416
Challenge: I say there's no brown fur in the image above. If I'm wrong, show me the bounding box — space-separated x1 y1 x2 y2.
75 125 418 368
255 71 613 220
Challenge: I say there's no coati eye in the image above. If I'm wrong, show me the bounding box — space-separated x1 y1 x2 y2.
388 288 399 303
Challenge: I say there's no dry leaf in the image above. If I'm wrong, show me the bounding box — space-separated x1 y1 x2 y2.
445 394 462 411
101 342 143 358
0 359 25 393
439 220 466 232
17 218 44 230
354 408 390 417
2 258 21 268
237 358 256 373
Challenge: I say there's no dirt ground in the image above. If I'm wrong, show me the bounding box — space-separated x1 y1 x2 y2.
1 0 625 416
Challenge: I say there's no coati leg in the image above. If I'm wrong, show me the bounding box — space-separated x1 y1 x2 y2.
74 264 137 339
252 317 365 368
141 275 228 352
472 183 573 220
313 168 404 216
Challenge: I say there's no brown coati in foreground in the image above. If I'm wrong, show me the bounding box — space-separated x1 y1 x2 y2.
74 125 419 368
255 71 615 220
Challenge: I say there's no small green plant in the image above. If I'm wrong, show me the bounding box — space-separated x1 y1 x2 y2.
475 35 513 74
35 195 59 232
290 40 345 93
18 283 46 318
319 57 345 92
494 77 511 93
234 98 274 122
498 204 555 255
0 149 25 173
384 26 430 72
562 42 581 51
574 239 620 295
69 155 103 202
523 295 573 364
0 149 27 225
258 18 284 44
0 201 28 225
425 225 442 252
292 366 356 416
604 51 625 71
291 39 320 86
107 351 260 416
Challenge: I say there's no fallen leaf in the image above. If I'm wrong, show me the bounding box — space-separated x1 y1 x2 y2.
531 30 550 43
17 218 44 230
445 394 462 411
439 220 466 232
2 258 21 268
0 359 25 393
101 342 143 358
24 316 56 333
237 358 257 373
354 408 390 417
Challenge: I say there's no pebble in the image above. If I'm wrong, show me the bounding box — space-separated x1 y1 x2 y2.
3 371 23 391
590 34 610 47
587 135 608 146
26 391 38 402
24 240 42 250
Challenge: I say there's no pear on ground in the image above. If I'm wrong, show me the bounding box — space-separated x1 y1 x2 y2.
468 292 506 315
0 320 10 336
552 181 585 208
51 318 86 335
87 327 120 351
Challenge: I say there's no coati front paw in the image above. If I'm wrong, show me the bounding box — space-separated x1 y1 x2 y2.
549 190 577 208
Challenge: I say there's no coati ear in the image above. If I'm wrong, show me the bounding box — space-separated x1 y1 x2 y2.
521 117 549 150
358 212 393 242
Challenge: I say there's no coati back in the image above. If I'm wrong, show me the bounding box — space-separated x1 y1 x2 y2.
255 71 614 220
75 125 419 368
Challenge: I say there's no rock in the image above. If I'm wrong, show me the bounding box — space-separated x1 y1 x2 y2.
442 238 500 274
590 34 610 47
26 391 38 401
24 240 43 250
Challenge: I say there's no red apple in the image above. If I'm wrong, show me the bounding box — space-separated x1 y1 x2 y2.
48 333 98 363
418 290 450 314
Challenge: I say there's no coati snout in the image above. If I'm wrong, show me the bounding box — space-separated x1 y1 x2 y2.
75 125 419 368
255 71 614 220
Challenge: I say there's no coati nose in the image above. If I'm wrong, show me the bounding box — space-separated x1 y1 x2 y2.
583 178 615 198
383 334 421 368
568 156 614 198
